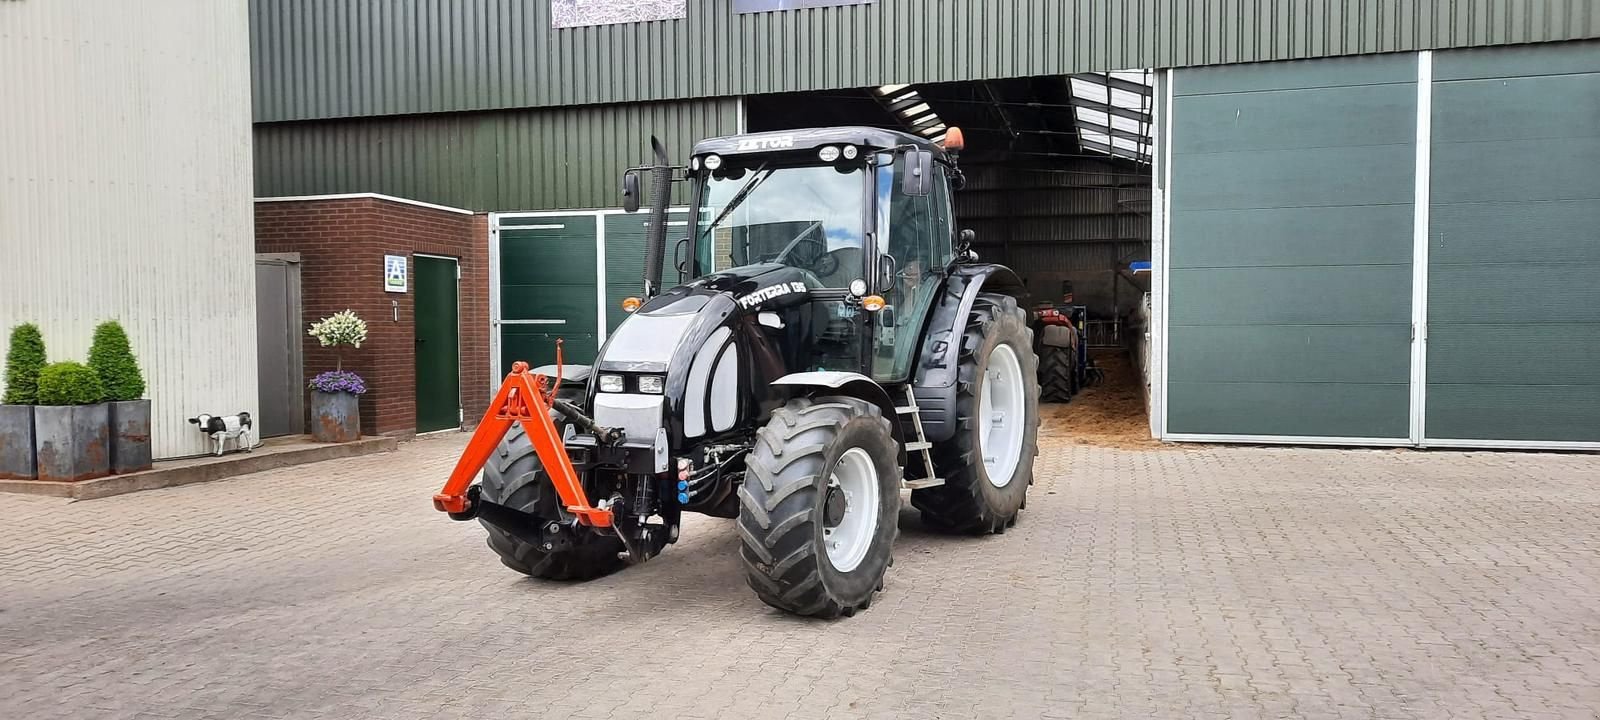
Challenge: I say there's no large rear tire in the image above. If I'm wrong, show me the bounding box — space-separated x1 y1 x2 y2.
913 293 1040 534
478 423 626 580
1038 343 1076 403
738 397 900 618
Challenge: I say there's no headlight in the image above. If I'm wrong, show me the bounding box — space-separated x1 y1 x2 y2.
598 375 625 393
637 375 665 395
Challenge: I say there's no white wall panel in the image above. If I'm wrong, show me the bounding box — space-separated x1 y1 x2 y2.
0 0 257 459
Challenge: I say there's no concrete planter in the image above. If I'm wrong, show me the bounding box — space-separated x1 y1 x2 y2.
310 390 360 442
0 404 37 480
109 399 153 474
34 403 110 482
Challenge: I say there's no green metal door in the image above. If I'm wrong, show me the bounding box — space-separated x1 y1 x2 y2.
497 216 600 372
1166 54 1419 441
603 210 689 333
414 255 461 433
1425 42 1600 444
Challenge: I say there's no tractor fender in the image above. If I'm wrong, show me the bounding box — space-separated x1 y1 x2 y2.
771 372 908 465
1039 324 1078 349
910 264 1028 443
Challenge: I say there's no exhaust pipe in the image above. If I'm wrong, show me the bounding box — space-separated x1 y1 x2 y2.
642 136 672 298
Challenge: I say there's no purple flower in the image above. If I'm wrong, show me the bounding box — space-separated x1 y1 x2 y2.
309 370 367 395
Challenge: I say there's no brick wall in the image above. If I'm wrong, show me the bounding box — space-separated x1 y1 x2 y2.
255 197 490 438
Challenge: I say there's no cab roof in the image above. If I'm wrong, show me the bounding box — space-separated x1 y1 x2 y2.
690 126 948 161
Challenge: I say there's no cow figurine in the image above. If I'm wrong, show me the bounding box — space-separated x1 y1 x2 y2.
188 412 254 456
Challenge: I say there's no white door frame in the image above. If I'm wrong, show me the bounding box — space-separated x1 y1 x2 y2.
1408 51 1434 447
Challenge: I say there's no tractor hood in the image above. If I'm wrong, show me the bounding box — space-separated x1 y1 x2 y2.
590 263 818 444
597 263 814 374
599 263 815 370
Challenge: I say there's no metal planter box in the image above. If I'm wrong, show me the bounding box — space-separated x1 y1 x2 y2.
109 399 153 474
34 403 111 482
0 404 37 479
310 391 360 442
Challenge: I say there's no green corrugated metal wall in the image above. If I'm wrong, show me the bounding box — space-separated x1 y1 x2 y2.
1425 42 1600 443
253 98 739 211
249 0 1600 123
1166 54 1418 439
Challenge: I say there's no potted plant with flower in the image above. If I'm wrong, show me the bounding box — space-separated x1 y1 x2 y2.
308 310 368 442
0 323 47 479
88 320 152 473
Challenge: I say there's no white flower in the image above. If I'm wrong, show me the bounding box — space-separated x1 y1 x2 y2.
308 310 368 349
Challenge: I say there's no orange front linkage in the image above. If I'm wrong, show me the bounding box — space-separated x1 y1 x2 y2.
431 360 613 528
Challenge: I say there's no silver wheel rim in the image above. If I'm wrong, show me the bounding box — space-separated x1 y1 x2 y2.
823 447 880 573
980 343 1026 487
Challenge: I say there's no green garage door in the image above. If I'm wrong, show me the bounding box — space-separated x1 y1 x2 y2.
1166 54 1418 440
603 210 689 334
1425 43 1600 444
497 215 600 373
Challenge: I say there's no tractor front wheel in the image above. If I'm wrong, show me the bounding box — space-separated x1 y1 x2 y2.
914 293 1040 533
738 397 900 618
478 423 626 580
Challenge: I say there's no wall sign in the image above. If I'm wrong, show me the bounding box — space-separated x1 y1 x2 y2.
552 0 686 28
384 255 407 293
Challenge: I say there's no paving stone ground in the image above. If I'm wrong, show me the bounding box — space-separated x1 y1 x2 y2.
3 429 1599 719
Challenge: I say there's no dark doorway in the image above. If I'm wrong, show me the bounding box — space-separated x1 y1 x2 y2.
255 254 304 437
414 255 461 433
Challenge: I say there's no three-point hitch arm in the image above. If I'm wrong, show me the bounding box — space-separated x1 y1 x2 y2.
431 361 614 528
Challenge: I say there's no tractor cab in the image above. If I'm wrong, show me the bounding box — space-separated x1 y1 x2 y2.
643 127 964 385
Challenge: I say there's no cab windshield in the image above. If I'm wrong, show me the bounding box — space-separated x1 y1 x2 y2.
693 161 867 287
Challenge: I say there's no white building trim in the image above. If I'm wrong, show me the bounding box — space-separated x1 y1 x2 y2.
255 192 474 216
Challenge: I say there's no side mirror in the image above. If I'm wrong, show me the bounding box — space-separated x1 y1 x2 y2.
621 171 642 213
901 149 934 197
957 228 976 250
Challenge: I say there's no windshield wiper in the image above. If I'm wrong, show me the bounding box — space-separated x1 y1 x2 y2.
703 162 772 238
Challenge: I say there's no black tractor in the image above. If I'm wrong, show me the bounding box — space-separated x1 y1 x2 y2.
435 126 1040 618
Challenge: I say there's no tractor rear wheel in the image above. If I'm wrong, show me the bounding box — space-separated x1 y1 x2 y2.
1038 343 1076 403
738 397 900 618
913 293 1039 534
478 422 626 580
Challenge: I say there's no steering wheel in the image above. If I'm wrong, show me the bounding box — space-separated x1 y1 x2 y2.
773 222 839 276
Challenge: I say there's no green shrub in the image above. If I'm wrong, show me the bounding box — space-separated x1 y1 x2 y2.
88 320 145 401
2 323 47 405
36 362 106 406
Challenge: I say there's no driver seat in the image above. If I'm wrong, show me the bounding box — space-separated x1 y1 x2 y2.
816 246 863 288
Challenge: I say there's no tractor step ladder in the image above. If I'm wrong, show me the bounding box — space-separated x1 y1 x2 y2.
898 386 944 490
